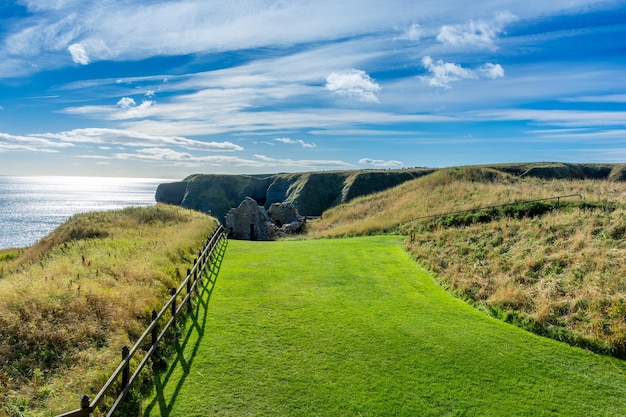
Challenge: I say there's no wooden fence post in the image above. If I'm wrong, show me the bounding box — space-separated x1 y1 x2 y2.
121 346 130 392
170 287 177 318
81 395 90 416
151 310 158 347
187 265 193 300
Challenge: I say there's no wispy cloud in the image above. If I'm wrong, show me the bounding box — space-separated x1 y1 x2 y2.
274 137 316 148
0 132 73 153
38 128 243 151
82 149 353 171
562 94 626 103
528 128 626 141
359 158 404 168
326 69 381 103
1 0 429 76
82 148 267 168
437 11 517 50
474 109 626 128
253 154 353 169
396 23 422 41
420 56 504 88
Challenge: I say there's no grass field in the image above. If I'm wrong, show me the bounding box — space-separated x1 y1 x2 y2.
143 236 626 417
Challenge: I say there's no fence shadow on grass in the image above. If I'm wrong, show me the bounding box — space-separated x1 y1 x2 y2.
142 238 227 417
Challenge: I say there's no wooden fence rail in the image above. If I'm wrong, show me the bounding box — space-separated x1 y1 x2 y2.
55 224 227 417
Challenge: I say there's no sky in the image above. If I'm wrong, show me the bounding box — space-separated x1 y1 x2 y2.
1 0 625 179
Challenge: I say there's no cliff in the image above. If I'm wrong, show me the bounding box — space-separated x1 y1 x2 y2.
155 163 626 222
156 169 433 222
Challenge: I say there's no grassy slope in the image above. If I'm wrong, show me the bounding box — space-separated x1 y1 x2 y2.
307 167 623 238
408 206 626 356
143 237 626 417
306 166 626 355
0 205 218 417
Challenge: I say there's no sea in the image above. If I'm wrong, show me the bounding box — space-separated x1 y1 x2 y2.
0 176 171 249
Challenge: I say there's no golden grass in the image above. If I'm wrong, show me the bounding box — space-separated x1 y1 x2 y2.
407 207 626 355
0 204 218 417
308 166 623 238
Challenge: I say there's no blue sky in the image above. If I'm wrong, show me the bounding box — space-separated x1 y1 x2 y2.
1 0 625 179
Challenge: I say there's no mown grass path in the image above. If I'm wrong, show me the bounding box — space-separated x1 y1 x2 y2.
143 236 626 416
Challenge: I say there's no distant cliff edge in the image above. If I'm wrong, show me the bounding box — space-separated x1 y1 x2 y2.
155 163 626 222
155 169 433 222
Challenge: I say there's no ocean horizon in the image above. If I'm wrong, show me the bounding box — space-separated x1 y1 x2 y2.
0 175 172 249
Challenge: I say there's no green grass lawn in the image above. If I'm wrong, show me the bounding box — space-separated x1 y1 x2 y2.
142 236 626 417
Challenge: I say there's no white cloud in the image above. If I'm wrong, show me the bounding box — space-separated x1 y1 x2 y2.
116 97 136 109
100 148 266 167
420 56 477 88
253 154 353 169
274 137 316 148
0 132 73 152
99 148 353 170
326 69 381 103
68 43 89 64
480 63 505 79
113 98 156 119
359 158 404 168
420 56 504 88
437 11 517 50
38 128 243 152
137 100 155 110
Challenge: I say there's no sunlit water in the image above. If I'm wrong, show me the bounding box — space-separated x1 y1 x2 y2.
0 176 169 249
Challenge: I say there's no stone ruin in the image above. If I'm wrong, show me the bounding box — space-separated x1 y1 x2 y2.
224 197 305 240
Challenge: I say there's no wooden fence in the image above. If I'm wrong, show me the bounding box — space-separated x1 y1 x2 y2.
55 224 227 417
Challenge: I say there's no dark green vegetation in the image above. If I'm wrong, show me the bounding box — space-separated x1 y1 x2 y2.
0 205 218 417
144 237 626 416
155 162 626 222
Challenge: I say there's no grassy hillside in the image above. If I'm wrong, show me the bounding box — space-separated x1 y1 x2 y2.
306 166 626 356
0 205 218 417
307 166 594 237
143 237 626 416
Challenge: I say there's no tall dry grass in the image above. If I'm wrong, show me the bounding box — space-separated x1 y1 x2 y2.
0 204 217 417
407 207 626 356
308 167 626 238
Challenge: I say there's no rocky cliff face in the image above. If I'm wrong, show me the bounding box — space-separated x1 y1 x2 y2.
155 168 432 222
155 163 625 223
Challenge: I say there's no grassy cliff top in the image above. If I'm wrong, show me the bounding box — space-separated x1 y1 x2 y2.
0 204 218 416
